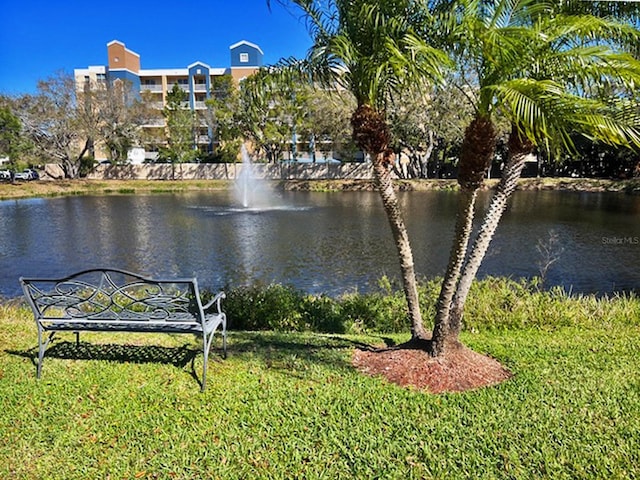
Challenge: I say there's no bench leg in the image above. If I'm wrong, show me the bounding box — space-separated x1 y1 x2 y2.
201 336 208 393
37 330 55 379
222 329 227 359
201 332 214 392
201 319 227 391
75 331 80 347
201 328 226 392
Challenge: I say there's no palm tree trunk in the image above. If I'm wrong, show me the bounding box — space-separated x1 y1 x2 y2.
430 186 478 355
372 155 429 340
352 104 428 341
431 114 497 356
448 128 534 337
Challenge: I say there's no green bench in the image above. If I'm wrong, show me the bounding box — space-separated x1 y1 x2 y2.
20 268 226 391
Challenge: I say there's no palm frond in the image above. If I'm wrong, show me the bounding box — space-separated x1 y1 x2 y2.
552 0 640 22
281 0 451 109
538 12 640 55
489 78 640 151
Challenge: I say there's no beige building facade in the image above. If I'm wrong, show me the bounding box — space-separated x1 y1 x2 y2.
74 40 263 161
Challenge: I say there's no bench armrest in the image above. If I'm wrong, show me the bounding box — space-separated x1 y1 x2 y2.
202 291 226 313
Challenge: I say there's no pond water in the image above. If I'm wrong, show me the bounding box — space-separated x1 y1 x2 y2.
1 189 639 298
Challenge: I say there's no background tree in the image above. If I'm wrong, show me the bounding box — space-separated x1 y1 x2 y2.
90 79 149 164
0 99 32 163
388 78 473 178
159 84 198 164
203 75 241 162
15 72 99 178
241 68 358 163
237 68 309 162
305 88 358 161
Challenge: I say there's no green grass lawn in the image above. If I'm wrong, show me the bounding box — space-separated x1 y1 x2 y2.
1 296 639 479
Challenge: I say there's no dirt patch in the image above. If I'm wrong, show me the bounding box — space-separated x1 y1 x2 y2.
353 345 512 394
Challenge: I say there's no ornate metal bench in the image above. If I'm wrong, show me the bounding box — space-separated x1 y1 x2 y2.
20 268 226 391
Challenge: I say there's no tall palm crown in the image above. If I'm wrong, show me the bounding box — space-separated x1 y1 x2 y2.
431 0 640 355
290 0 449 157
446 0 640 151
297 0 448 113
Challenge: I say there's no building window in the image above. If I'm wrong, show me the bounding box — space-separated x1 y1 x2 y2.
239 53 249 63
96 73 106 83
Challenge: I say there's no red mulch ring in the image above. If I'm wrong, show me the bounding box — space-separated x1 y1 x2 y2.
352 344 512 394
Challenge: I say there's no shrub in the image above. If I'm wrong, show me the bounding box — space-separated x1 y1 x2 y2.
224 283 308 331
339 276 414 334
223 284 348 333
216 276 640 335
78 155 95 177
301 295 345 333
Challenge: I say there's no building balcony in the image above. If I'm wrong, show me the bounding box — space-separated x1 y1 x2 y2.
167 83 189 92
141 84 163 92
193 101 207 109
193 83 208 92
196 135 211 144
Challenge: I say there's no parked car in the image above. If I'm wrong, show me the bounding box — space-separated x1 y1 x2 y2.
0 170 11 181
14 169 39 181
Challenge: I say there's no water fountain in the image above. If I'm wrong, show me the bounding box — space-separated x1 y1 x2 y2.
234 145 279 210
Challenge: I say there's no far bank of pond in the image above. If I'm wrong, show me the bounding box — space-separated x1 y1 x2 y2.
1 177 640 201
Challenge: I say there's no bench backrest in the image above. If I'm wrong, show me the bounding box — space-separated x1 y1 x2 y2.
20 268 205 325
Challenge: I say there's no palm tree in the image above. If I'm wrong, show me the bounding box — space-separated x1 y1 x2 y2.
430 0 640 355
278 0 450 341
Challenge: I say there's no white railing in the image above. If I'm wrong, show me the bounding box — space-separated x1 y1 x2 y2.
193 101 207 109
167 83 189 92
193 84 208 92
140 84 163 92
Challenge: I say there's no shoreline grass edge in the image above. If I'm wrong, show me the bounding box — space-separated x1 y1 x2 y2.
1 177 640 201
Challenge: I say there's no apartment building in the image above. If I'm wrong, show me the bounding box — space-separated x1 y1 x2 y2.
74 39 264 161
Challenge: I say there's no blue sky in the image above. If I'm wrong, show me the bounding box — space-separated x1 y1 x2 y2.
0 0 313 95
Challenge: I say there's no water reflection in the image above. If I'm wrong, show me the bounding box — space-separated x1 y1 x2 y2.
0 190 638 298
